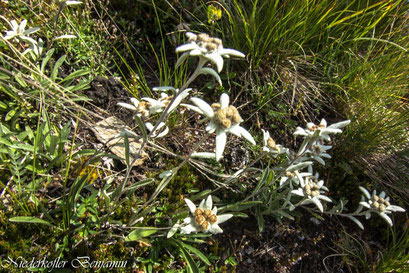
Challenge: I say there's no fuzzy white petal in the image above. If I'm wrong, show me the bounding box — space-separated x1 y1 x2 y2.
328 120 350 129
219 48 245 58
217 214 233 224
181 103 204 115
219 93 230 109
235 126 256 145
318 195 332 203
312 198 324 212
176 43 199 53
206 120 218 133
209 224 223 234
199 68 222 85
228 125 242 137
191 152 216 159
117 102 137 111
205 196 213 210
190 97 214 118
155 126 169 138
215 131 227 161
379 212 393 226
206 53 224 72
180 224 198 234
359 201 371 209
387 205 405 212
359 187 371 199
184 199 197 214
291 189 305 197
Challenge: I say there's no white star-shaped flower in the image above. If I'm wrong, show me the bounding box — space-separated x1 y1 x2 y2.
1 16 39 42
175 32 245 72
262 129 289 156
291 170 332 212
294 119 350 142
117 88 190 118
181 196 233 235
296 142 332 165
359 186 405 226
183 93 255 161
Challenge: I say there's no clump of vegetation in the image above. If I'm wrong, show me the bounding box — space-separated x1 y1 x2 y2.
1 1 408 272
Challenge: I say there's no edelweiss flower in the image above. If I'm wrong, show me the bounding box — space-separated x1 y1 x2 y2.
176 32 245 72
145 122 169 138
183 93 255 161
294 119 350 142
262 129 289 156
1 16 39 42
279 161 313 187
118 87 190 118
291 170 332 212
359 186 405 226
181 196 233 234
118 97 164 117
297 142 332 165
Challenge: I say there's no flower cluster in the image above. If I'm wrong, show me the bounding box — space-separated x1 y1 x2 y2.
1 15 39 55
359 187 405 226
294 119 350 142
262 129 289 156
291 167 332 212
181 196 233 234
176 32 245 72
183 93 255 161
118 87 190 118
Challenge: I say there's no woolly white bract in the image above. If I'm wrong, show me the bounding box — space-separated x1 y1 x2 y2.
358 186 405 226
180 196 233 235
183 93 255 161
176 32 245 73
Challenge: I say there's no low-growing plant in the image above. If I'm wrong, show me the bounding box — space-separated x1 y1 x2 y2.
2 2 409 272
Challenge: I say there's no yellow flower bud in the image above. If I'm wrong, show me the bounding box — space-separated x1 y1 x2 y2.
195 215 206 225
208 214 217 224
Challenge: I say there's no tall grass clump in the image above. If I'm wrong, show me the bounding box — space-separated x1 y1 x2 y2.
215 0 409 192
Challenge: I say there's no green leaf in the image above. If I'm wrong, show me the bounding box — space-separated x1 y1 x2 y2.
59 69 89 85
9 216 56 228
255 209 265 232
181 242 210 266
169 239 199 273
135 115 147 141
125 228 158 242
223 201 262 212
51 55 66 81
276 210 295 220
41 48 55 74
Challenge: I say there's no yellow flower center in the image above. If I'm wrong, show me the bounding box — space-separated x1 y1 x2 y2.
194 208 218 231
214 106 242 129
